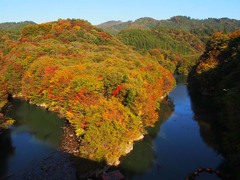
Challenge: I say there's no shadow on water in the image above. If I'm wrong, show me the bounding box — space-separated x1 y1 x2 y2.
189 87 240 179
0 146 115 180
189 91 222 152
0 129 15 178
0 98 66 178
181 75 223 151
5 98 64 147
119 98 174 179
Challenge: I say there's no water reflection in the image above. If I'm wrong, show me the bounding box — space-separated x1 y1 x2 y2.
189 91 221 152
0 99 64 177
189 85 240 178
119 75 224 179
6 99 64 147
0 130 15 177
119 98 174 178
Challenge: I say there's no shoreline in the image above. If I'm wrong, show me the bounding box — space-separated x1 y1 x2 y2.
60 124 111 179
7 94 168 171
0 93 173 179
10 95 147 166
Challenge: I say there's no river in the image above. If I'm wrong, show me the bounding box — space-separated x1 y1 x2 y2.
119 75 224 179
0 76 224 179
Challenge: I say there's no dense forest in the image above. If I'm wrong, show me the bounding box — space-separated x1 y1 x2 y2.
117 28 205 74
0 19 175 164
188 30 240 179
99 16 240 75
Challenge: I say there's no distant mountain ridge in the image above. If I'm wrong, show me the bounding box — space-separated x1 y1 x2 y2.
97 16 240 74
97 16 240 35
0 21 36 31
98 20 123 29
97 17 159 34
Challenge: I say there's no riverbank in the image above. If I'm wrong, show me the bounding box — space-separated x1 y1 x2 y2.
10 96 150 166
0 131 78 180
1 93 175 179
60 124 113 180
0 112 14 134
0 97 143 179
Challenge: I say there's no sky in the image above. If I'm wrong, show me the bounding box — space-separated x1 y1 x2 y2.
1 0 240 25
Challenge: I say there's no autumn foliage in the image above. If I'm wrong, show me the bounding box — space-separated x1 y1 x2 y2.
0 19 175 164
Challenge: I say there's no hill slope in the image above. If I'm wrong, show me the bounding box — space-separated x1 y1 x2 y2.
98 16 240 74
117 27 205 74
0 19 175 164
189 30 240 101
97 20 123 29
98 16 240 38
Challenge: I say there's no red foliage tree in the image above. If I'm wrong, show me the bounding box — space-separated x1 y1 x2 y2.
112 84 124 96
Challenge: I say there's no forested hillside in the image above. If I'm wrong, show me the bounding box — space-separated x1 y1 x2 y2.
188 30 240 178
189 30 240 106
117 28 205 74
0 21 37 62
0 19 175 164
98 16 240 38
99 16 240 75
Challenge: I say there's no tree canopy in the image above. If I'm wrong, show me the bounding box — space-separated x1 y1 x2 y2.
0 19 175 164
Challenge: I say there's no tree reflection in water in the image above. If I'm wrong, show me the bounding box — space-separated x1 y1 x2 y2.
119 98 174 178
189 88 240 179
0 129 15 177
